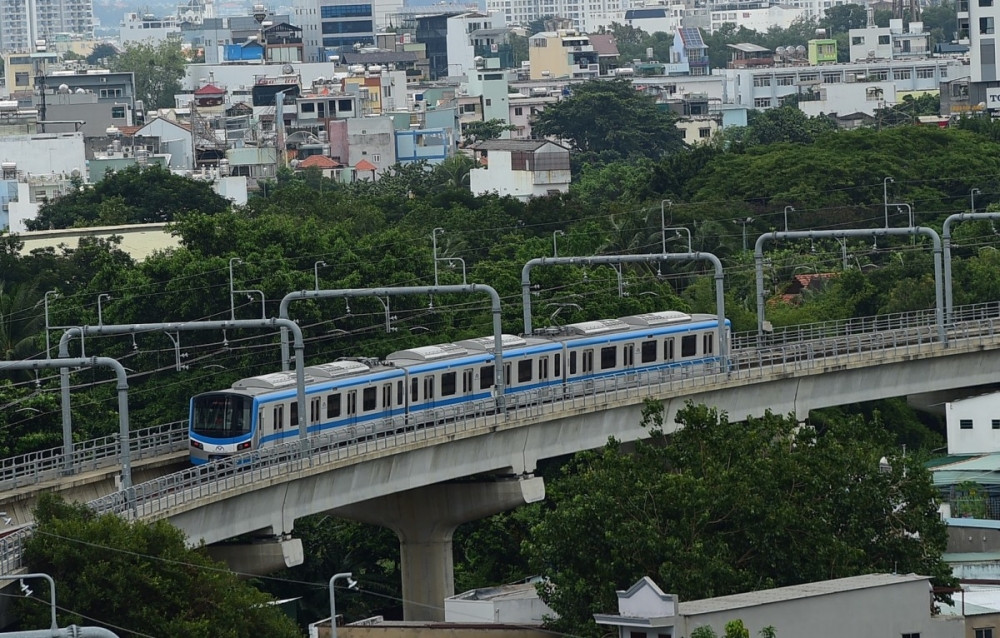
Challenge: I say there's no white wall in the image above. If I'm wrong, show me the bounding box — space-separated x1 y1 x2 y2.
947 393 1000 455
799 81 896 118
0 134 86 175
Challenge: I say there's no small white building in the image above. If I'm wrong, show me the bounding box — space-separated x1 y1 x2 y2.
594 574 962 638
445 580 555 624
469 139 570 201
946 392 1000 456
798 81 897 118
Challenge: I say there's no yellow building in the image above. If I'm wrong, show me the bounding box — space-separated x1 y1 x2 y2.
527 30 599 80
1 51 57 97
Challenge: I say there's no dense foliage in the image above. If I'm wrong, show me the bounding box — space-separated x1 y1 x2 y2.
16 493 302 637
111 40 187 110
524 402 955 637
27 164 230 230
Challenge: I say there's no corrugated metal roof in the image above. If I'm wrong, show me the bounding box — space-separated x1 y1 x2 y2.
727 43 772 53
678 574 928 616
472 139 566 152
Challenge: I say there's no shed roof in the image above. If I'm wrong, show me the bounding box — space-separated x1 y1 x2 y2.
678 574 929 616
471 139 567 152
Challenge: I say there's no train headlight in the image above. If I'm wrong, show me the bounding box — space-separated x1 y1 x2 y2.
191 440 204 450
237 441 252 450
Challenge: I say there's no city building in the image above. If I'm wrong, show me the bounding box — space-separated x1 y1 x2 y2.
485 0 624 32
1 50 57 99
0 0 94 53
445 11 506 78
528 30 599 81
848 18 930 62
675 27 709 75
944 392 1000 456
709 4 806 35
956 0 1000 104
723 58 961 111
469 139 571 201
807 36 838 65
594 574 960 638
120 12 183 46
623 4 682 35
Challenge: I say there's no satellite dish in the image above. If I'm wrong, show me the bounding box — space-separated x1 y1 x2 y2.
58 83 70 93
71 168 81 178
282 64 294 74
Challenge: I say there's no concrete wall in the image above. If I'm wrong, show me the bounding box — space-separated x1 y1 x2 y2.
949 523 1000 553
0 133 86 175
681 579 951 638
322 626 551 638
946 393 1000 455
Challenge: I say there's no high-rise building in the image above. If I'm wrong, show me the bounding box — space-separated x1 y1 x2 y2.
957 0 1000 106
0 0 94 53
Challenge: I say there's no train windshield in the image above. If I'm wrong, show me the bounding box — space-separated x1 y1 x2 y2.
191 393 252 438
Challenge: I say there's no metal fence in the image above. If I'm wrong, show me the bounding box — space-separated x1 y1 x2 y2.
0 420 188 492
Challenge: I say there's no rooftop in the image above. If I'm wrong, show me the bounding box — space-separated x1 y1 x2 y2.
678 574 928 616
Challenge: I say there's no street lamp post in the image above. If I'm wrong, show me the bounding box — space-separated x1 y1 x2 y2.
552 230 564 257
784 206 794 233
738 217 754 252
431 227 444 286
883 176 894 228
330 572 358 638
971 187 981 214
660 199 672 254
314 261 327 291
43 290 58 359
228 257 242 320
97 293 111 326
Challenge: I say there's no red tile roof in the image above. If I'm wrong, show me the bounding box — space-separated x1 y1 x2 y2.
194 83 226 96
355 159 377 171
298 155 341 169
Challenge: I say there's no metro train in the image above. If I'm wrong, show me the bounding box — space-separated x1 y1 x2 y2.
188 310 729 464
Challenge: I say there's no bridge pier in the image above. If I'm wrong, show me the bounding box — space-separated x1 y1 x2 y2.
334 475 544 621
205 537 304 575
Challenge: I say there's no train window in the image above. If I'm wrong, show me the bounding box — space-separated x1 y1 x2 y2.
411 378 419 402
505 363 511 387
328 394 341 418
554 353 561 377
703 333 714 354
310 398 320 422
274 405 284 430
539 357 549 380
290 401 299 427
583 350 594 373
463 369 473 393
397 380 404 405
518 359 533 383
641 340 657 363
382 383 392 408
664 338 675 361
441 372 457 396
681 335 697 357
347 391 357 415
480 365 495 389
569 351 577 374
363 387 376 412
600 346 616 370
424 377 435 400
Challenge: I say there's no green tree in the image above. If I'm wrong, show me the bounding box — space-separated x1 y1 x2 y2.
525 402 954 636
462 118 516 145
87 43 119 66
16 493 302 637
27 164 230 230
532 78 684 165
822 4 867 34
111 40 186 109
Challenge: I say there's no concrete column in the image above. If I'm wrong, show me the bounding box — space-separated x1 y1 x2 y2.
334 476 544 621
205 537 304 575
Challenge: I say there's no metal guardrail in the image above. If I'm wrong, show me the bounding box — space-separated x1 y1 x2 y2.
5 303 1000 570
0 420 188 492
86 307 1000 522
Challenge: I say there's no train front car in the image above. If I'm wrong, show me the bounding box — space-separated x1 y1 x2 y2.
189 391 255 464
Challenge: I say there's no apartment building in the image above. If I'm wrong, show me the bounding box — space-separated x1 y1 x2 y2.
0 0 93 53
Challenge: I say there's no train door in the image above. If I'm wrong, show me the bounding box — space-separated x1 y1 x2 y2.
623 343 635 370
309 397 320 433
346 390 357 427
423 375 436 414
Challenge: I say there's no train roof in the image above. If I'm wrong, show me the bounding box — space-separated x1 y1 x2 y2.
233 371 312 391
305 359 371 378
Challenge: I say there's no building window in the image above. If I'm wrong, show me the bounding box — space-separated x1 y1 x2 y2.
916 67 936 78
982 17 995 34
961 419 974 429
302 102 315 113
852 36 864 45
371 154 380 162
776 75 795 85
878 34 891 44
981 0 993 7
485 98 492 106
868 69 888 80
514 106 523 115
753 75 771 87
975 628 994 638
799 73 818 82
753 97 771 108
902 634 921 638
894 68 912 80
699 127 711 138
111 106 126 118
993 420 1000 430
822 72 842 83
